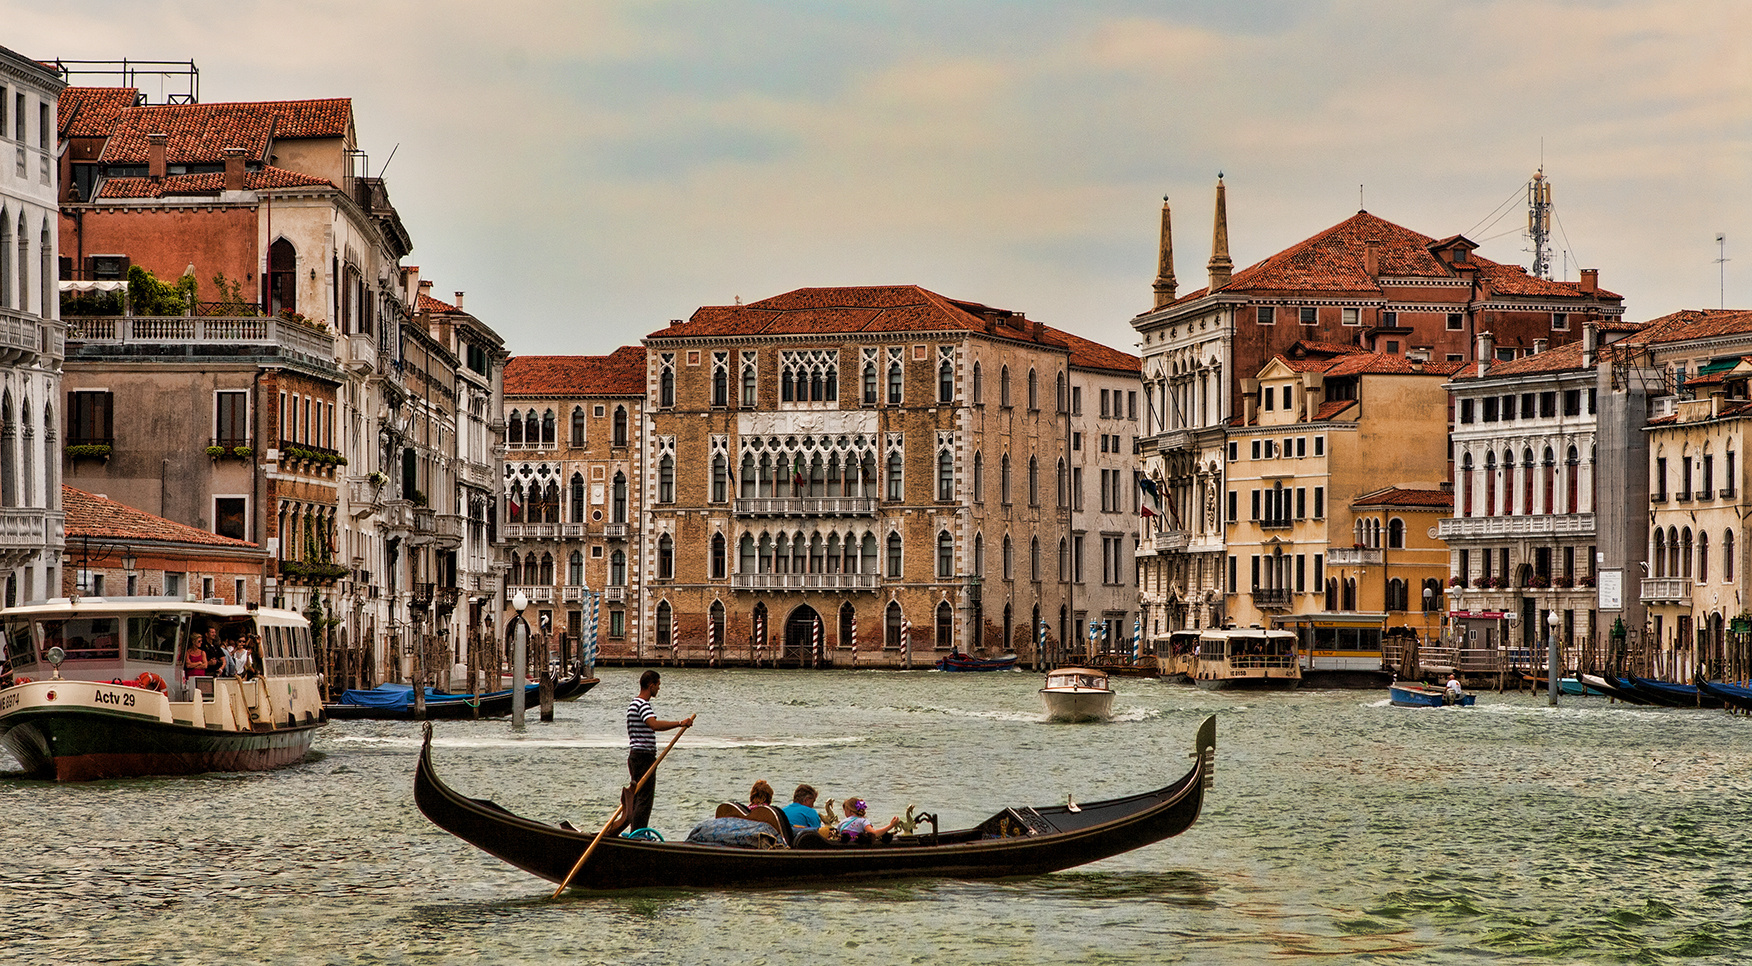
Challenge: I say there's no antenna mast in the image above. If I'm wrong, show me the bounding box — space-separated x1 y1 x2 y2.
1528 167 1553 280
1716 234 1729 309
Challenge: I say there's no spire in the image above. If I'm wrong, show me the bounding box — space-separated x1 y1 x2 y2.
1207 173 1233 291
1152 195 1177 309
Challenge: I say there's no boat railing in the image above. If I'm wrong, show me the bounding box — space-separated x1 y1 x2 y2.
1228 652 1297 670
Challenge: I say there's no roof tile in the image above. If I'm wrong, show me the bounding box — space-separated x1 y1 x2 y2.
504 346 646 397
63 485 260 548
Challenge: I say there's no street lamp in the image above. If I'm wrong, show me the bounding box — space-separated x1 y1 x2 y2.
511 589 530 729
1546 609 1562 707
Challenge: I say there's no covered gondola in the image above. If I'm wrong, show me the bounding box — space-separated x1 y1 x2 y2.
415 715 1216 890
325 674 597 721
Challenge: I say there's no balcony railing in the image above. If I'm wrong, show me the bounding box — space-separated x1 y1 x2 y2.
604 586 626 602
1641 577 1693 603
734 496 878 517
0 306 60 366
379 499 414 533
1251 587 1293 609
604 522 628 539
66 313 335 367
500 523 559 540
345 332 376 374
433 512 465 548
730 572 880 591
562 586 583 602
561 523 585 538
1437 513 1596 541
0 508 61 556
1325 547 1384 566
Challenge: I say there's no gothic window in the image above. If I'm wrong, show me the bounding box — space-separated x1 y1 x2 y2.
568 551 583 584
570 406 585 444
610 550 626 585
937 530 954 577
659 454 675 503
542 410 556 446
937 450 954 501
569 473 585 523
613 406 628 446
886 531 902 577
507 410 523 445
658 533 675 579
711 533 727 579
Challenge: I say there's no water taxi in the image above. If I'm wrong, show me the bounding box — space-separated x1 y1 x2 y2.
0 597 326 781
1039 667 1115 722
1192 627 1301 689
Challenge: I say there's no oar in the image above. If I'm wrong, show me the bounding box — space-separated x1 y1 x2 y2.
551 723 691 898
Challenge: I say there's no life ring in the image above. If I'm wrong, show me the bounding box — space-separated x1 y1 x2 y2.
134 671 167 692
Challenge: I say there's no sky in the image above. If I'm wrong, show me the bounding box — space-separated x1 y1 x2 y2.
12 1 1752 358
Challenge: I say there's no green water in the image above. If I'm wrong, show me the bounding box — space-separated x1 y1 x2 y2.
3 669 1750 964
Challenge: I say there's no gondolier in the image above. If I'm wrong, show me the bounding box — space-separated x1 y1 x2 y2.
625 670 696 834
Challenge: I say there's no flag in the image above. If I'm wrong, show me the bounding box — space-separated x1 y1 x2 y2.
1140 504 1157 518
792 454 804 490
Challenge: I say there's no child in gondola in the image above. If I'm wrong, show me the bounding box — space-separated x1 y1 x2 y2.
835 797 898 844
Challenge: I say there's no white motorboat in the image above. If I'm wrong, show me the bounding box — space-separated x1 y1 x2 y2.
1040 667 1114 722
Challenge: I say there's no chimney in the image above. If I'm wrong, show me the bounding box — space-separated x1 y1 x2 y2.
147 133 168 180
1206 175 1233 292
222 147 245 191
1363 239 1379 279
1152 196 1177 309
670 319 684 327
454 291 465 311
1579 268 1598 294
1583 321 1599 368
1532 338 1548 355
1031 319 1044 341
1476 331 1493 377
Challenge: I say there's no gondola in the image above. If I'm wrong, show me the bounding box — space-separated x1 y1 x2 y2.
1628 675 1723 709
1579 673 1657 706
934 652 1019 672
326 674 597 721
1698 680 1752 713
414 715 1216 890
1603 674 1687 707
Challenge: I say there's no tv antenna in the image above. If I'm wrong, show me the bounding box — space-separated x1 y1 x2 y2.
1716 234 1729 309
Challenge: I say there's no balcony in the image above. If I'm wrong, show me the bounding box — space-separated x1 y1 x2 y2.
734 496 878 518
562 586 583 602
1251 587 1293 609
561 523 585 538
604 522 629 539
347 477 386 517
730 572 881 592
1437 513 1596 542
66 313 335 370
1152 530 1190 553
457 459 494 490
433 512 465 548
345 332 377 374
472 573 498 594
1325 547 1383 566
605 586 626 602
0 507 61 566
0 307 59 367
379 499 414 534
1641 577 1693 603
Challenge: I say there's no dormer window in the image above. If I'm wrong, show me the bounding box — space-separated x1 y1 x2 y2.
1452 249 1467 264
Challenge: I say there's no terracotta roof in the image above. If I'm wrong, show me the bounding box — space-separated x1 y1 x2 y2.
1320 353 1467 377
97 166 333 199
1646 399 1752 426
417 293 458 314
1310 399 1356 421
1615 309 1752 348
655 285 1137 372
63 485 259 549
1170 211 1621 304
505 346 646 397
99 98 352 165
1351 486 1453 509
57 87 139 139
1456 339 1590 380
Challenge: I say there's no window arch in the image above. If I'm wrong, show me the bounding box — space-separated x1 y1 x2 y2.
1027 368 1038 409
1000 365 1011 406
1000 454 1012 504
938 358 954 403
658 454 675 503
972 362 982 403
659 367 675 408
569 473 585 523
1003 534 1013 579
1030 536 1040 580
712 453 728 503
1387 518 1405 549
936 600 954 652
612 406 628 447
711 532 727 579
887 451 903 501
1028 456 1039 506
972 532 984 575
972 451 983 501
1681 527 1693 579
656 600 672 651
538 552 555 585
610 550 627 585
1727 529 1737 582
863 359 878 405
568 550 584 584
611 472 627 522
886 600 904 649
524 409 539 445
507 409 524 444
887 358 903 404
269 237 297 314
1699 530 1709 583
937 450 954 501
1461 451 1474 516
541 410 556 446
937 530 954 577
886 531 903 577
570 406 585 443
658 533 675 579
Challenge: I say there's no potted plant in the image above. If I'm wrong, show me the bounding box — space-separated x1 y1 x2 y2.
233 446 253 459
67 443 112 461
367 470 388 487
1448 575 1468 588
206 445 226 458
1553 575 1575 588
1526 574 1550 589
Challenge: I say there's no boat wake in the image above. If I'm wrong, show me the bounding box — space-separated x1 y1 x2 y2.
329 734 863 751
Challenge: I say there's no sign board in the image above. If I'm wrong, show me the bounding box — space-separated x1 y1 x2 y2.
1597 569 1622 610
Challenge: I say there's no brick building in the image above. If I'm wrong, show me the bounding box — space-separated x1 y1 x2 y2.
628 285 1137 667
62 485 264 602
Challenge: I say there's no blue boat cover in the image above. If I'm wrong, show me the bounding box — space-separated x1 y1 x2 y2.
337 682 534 708
684 817 786 849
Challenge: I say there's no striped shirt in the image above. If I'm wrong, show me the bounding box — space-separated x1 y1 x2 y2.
626 696 657 753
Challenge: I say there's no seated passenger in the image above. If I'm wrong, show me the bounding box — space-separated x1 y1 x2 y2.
780 784 822 832
835 797 898 844
184 645 210 678
748 779 774 809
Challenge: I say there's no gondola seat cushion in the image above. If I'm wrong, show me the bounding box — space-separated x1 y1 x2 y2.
685 817 788 849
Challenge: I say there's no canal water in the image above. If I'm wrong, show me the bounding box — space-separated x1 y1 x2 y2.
4 669 1751 965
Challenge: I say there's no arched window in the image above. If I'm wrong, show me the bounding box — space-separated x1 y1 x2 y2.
1028 456 1039 506
612 472 627 522
1030 537 1040 580
1027 369 1038 410
524 410 539 445
656 600 672 651
1387 518 1405 549
937 450 954 501
570 406 585 443
507 482 525 523
936 601 954 652
1541 447 1554 514
937 530 954 577
1002 534 1013 579
1056 372 1067 412
886 451 904 501
658 454 675 503
1386 578 1407 612
711 532 727 579
1000 454 1012 505
507 409 523 444
938 358 954 403
539 552 555 585
712 453 728 503
1057 458 1068 507
1461 452 1474 516
1681 528 1693 579
972 532 984 575
610 550 626 585
541 410 556 446
1699 530 1709 583
863 360 878 405
840 603 856 651
886 600 903 649
658 533 675 579
972 451 983 501
712 364 728 407
1485 451 1498 515
887 359 903 405
1058 538 1069 580
659 367 675 408
1000 365 1011 407
1727 530 1737 582
569 473 584 523
612 406 628 447
972 362 983 403
568 550 583 584
886 532 903 577
1566 445 1580 513
269 237 297 314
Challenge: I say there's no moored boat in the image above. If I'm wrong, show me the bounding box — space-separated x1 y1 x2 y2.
1579 673 1657 705
415 714 1216 890
934 652 1019 672
1158 630 1199 683
0 597 326 781
1087 654 1160 678
323 673 597 721
1698 680 1752 712
1627 675 1723 709
1389 682 1474 708
1192 627 1300 689
1039 667 1115 722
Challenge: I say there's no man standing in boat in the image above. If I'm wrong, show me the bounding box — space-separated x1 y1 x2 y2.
625 670 695 834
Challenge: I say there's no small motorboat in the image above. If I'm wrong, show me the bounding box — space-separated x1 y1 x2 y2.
1389 683 1474 708
1040 667 1115 722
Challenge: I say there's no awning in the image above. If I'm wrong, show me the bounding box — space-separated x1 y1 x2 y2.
60 280 127 293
